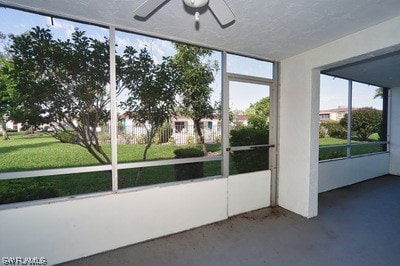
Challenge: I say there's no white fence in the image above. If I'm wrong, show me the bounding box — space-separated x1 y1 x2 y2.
99 125 221 145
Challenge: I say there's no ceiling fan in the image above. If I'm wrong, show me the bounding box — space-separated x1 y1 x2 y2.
134 0 235 26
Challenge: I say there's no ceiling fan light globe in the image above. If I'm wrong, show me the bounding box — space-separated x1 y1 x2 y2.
183 0 209 8
195 11 200 21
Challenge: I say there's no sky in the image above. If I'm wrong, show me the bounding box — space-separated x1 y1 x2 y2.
0 7 381 113
320 74 382 111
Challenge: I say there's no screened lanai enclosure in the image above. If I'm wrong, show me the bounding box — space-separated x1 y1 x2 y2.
0 1 400 264
0 10 277 201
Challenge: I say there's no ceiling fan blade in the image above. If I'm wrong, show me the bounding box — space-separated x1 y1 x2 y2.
134 0 170 18
208 0 235 26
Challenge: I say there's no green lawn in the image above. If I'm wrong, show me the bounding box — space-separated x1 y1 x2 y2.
0 132 221 171
1 133 99 172
3 131 384 204
319 137 347 146
0 132 225 204
319 134 385 160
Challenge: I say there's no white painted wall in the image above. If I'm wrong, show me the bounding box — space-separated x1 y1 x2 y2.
279 15 400 218
390 87 400 175
228 170 271 217
319 154 390 193
0 171 272 265
0 178 228 265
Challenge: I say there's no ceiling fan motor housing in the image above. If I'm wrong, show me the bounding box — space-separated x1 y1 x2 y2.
183 0 209 8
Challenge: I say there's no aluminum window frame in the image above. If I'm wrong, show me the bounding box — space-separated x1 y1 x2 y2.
0 9 277 207
319 74 390 162
223 52 278 205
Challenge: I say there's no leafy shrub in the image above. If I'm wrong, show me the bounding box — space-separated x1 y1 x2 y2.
319 126 328 138
319 150 347 160
174 148 204 181
340 107 383 141
0 180 60 204
320 121 347 139
168 136 176 145
246 97 270 129
247 115 267 129
230 127 269 173
174 148 204 158
186 135 196 145
54 131 80 144
330 127 347 139
152 133 160 144
136 134 147 144
230 127 269 146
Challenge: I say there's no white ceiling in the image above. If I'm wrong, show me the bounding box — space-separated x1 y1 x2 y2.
0 0 400 61
323 51 400 88
1 0 400 88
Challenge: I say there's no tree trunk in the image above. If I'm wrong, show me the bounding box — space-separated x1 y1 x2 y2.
1 121 9 140
74 125 111 165
194 119 207 155
84 144 109 164
134 128 155 186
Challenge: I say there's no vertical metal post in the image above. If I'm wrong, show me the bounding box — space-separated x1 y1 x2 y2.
109 26 118 192
221 52 230 178
347 80 352 158
386 88 391 152
382 88 389 152
269 62 279 206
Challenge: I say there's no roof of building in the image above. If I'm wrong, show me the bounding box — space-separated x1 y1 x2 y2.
319 107 359 114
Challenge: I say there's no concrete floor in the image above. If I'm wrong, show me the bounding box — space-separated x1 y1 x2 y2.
61 175 400 266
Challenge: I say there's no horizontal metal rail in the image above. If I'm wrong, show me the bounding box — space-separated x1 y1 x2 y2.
319 141 388 149
230 144 274 152
117 155 222 170
226 72 273 86
0 165 112 181
0 156 222 181
350 141 388 147
319 150 389 163
319 144 347 149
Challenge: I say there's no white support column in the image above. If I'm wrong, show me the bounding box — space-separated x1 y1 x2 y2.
279 61 319 218
109 26 118 192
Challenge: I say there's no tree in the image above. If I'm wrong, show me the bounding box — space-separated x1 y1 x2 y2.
374 87 384 99
0 33 15 140
173 43 218 155
340 107 383 141
245 96 270 129
230 109 245 129
120 46 180 160
119 47 181 184
0 57 13 140
9 27 115 164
